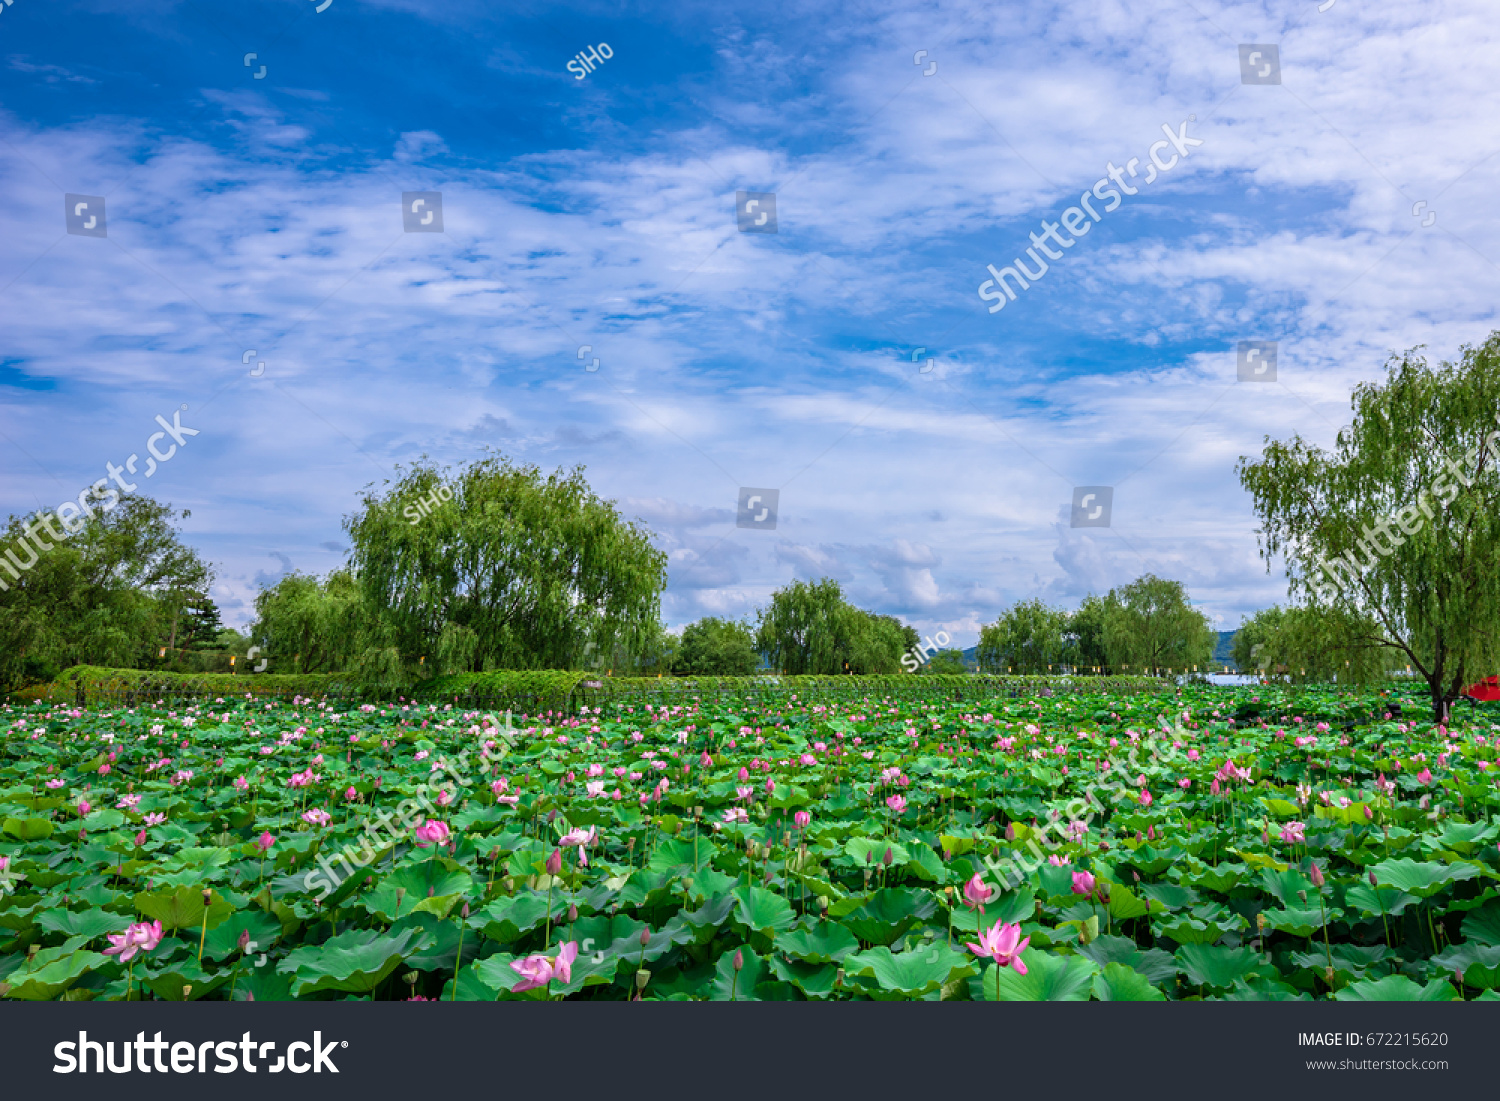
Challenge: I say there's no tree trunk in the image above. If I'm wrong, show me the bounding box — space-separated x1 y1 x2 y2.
1430 682 1451 725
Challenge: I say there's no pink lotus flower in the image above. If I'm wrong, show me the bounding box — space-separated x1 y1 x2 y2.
560 826 597 866
722 807 749 825
1071 870 1096 896
737 767 749 781
510 941 580 992
1280 821 1306 844
77 801 91 817
98 763 111 775
963 872 993 910
256 831 275 852
142 812 165 826
302 808 332 827
966 919 1030 974
586 780 606 798
886 794 907 815
234 776 250 791
116 794 141 810
103 920 164 963
413 820 451 847
1138 791 1152 808
134 828 148 847
1416 768 1433 784
45 779 64 789
794 810 811 828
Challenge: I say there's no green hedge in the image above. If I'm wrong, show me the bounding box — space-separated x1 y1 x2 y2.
30 666 351 707
415 671 1165 714
16 667 1167 712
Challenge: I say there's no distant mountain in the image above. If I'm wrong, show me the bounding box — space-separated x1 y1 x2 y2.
953 634 1241 673
1213 630 1238 669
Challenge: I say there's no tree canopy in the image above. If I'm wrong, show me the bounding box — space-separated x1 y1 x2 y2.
754 578 909 674
0 493 213 689
977 598 1070 673
341 454 668 689
1238 335 1500 720
673 617 760 676
1099 574 1216 676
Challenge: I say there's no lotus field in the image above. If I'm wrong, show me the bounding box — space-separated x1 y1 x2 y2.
3 685 1500 1002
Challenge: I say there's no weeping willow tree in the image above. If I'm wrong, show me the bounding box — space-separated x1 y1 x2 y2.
340 453 667 691
1099 574 1216 676
0 493 213 690
1231 604 1399 684
1238 334 1500 721
754 578 908 674
250 570 363 674
978 598 1071 673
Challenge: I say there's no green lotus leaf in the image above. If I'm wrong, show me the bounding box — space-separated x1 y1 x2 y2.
843 943 974 996
1334 974 1461 1001
778 919 859 963
1176 944 1262 989
1091 962 1165 1001
974 948 1097 1001
278 927 425 996
712 945 770 1001
1367 858 1478 898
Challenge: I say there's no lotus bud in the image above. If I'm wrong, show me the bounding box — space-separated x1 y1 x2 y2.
461 901 470 919
1004 823 1016 841
238 929 251 952
1309 862 1325 888
640 928 651 947
1369 872 1377 887
546 849 562 875
567 904 578 923
732 948 744 972
882 846 893 867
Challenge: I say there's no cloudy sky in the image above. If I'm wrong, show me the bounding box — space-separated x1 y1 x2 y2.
2 0 1497 642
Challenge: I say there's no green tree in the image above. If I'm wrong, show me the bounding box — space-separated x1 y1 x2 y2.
251 571 364 674
754 578 905 674
0 493 213 689
1238 335 1500 720
1100 574 1215 676
977 598 1069 673
921 649 969 675
1066 594 1110 672
1233 605 1396 684
343 454 668 690
179 594 224 651
673 617 760 676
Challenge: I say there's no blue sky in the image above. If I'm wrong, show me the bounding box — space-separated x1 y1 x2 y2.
2 0 1498 641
